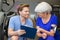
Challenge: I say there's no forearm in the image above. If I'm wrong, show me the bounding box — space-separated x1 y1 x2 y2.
8 31 18 37
40 28 54 36
43 30 54 36
37 32 42 37
10 35 19 40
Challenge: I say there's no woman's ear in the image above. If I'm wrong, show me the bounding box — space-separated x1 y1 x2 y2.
19 11 21 15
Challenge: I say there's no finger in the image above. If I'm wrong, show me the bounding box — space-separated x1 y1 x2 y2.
20 30 25 32
21 32 26 35
23 32 26 34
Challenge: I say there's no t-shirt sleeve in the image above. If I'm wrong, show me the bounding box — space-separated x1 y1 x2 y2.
8 17 14 29
28 19 33 28
36 17 39 26
52 16 57 26
51 15 57 32
29 19 33 27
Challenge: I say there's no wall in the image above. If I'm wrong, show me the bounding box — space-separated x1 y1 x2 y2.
0 0 60 14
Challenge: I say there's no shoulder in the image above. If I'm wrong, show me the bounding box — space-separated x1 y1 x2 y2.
51 14 57 25
51 14 57 22
27 18 32 22
36 16 41 21
26 18 33 27
10 15 19 20
51 14 57 19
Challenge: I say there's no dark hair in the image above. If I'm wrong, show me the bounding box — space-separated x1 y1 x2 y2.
17 4 29 15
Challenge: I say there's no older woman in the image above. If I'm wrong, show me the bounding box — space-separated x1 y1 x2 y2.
35 2 57 40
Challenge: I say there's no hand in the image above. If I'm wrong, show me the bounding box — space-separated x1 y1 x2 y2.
39 28 43 31
17 30 26 36
37 26 42 32
42 33 47 39
10 36 19 40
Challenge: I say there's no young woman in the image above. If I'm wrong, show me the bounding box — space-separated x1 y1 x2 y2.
8 4 33 40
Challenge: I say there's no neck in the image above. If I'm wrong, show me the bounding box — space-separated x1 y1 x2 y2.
42 13 51 24
20 16 26 25
42 13 51 19
20 16 25 21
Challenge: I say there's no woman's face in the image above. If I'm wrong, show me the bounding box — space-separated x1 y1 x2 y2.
37 12 48 18
19 7 30 19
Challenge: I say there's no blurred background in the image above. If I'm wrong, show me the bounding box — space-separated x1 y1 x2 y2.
0 0 60 40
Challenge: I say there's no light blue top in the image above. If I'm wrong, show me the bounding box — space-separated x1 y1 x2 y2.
8 15 33 40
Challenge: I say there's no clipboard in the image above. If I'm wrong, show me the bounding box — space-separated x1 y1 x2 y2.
20 25 37 39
